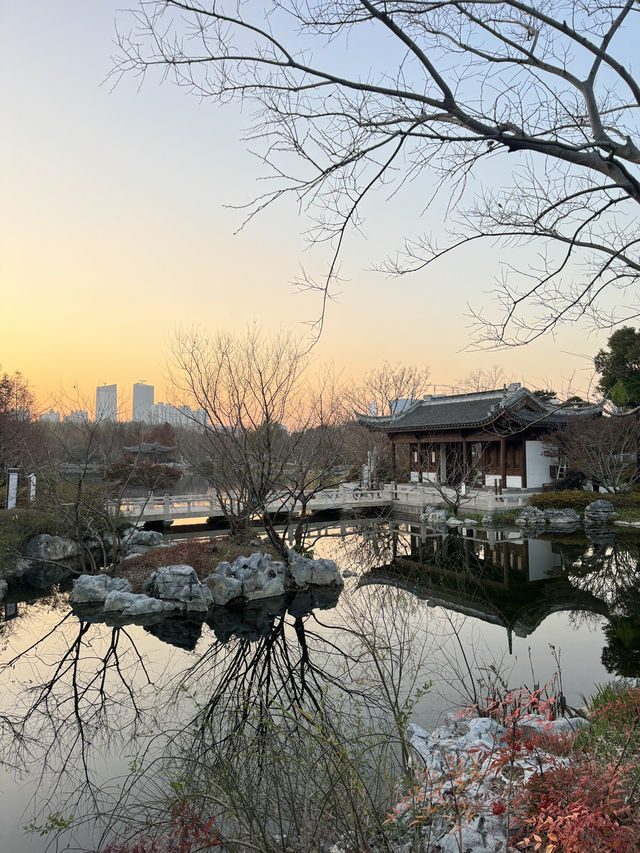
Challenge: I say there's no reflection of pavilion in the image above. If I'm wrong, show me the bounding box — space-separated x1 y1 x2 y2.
359 527 610 651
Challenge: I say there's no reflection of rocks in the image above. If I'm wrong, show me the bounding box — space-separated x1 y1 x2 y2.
207 586 343 643
0 579 7 601
70 574 132 605
144 617 203 651
584 499 617 526
287 586 341 617
420 508 447 527
208 598 287 643
143 565 213 613
20 561 75 589
585 528 616 546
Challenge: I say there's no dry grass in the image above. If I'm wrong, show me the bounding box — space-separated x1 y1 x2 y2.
111 536 281 592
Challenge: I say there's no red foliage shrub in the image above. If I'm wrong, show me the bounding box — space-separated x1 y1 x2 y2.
97 801 220 852
511 761 640 852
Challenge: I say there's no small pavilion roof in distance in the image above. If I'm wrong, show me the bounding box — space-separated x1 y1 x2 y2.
355 384 602 433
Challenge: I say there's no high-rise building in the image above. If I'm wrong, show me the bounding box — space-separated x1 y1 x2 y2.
96 384 118 421
132 382 154 423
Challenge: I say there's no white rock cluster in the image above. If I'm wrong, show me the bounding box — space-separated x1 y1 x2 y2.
387 713 590 853
515 505 580 528
69 551 344 619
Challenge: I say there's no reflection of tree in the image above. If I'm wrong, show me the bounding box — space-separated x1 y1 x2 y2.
563 538 640 678
0 612 155 830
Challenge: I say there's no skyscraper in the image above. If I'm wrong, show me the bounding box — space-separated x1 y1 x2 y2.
132 382 154 423
96 384 117 421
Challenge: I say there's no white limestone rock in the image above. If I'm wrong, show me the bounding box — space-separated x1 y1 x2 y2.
207 553 287 605
544 508 581 527
206 573 244 606
70 574 132 605
25 534 81 562
103 590 180 617
515 505 546 527
584 499 618 526
288 551 343 589
445 517 464 527
123 529 163 549
143 564 213 613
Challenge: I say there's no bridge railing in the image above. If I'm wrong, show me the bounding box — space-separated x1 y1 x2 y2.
114 486 394 521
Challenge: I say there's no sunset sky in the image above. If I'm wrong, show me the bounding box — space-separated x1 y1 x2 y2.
2 2 614 416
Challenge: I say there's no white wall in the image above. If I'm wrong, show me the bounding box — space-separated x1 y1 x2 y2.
484 474 522 489
526 440 553 488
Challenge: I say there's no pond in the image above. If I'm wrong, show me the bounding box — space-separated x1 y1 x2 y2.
0 519 638 852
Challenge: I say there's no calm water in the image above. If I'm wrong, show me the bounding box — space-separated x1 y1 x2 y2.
0 520 638 852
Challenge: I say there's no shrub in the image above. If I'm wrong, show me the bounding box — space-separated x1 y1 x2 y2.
512 761 640 852
529 490 640 510
0 508 76 569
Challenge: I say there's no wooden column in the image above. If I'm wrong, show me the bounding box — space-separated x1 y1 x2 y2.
461 436 468 482
391 440 397 481
521 436 527 488
500 437 507 488
417 437 423 482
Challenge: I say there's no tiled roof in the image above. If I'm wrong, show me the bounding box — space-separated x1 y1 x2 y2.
356 387 602 432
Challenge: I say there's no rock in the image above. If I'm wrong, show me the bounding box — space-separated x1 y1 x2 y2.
515 505 546 527
143 565 213 613
206 573 243 606
426 508 447 526
0 579 7 600
70 574 132 605
25 534 81 562
207 553 287 604
544 508 581 527
463 518 478 525
445 517 464 527
518 713 590 736
123 529 163 549
584 499 618 526
103 590 180 617
288 551 343 589
342 569 358 578
481 514 495 526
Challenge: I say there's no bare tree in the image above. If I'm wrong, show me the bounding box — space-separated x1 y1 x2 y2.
544 414 640 492
113 1 640 344
169 327 345 552
456 365 513 394
350 362 431 418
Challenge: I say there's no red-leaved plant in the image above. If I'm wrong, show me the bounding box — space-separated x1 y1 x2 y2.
97 801 220 853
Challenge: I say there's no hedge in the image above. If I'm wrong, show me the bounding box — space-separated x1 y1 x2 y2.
529 490 640 510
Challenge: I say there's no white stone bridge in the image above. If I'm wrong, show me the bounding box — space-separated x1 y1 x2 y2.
115 485 394 524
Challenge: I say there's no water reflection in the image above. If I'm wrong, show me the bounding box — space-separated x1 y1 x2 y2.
1 522 640 851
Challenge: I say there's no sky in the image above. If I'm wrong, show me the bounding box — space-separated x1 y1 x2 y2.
1 1 619 416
